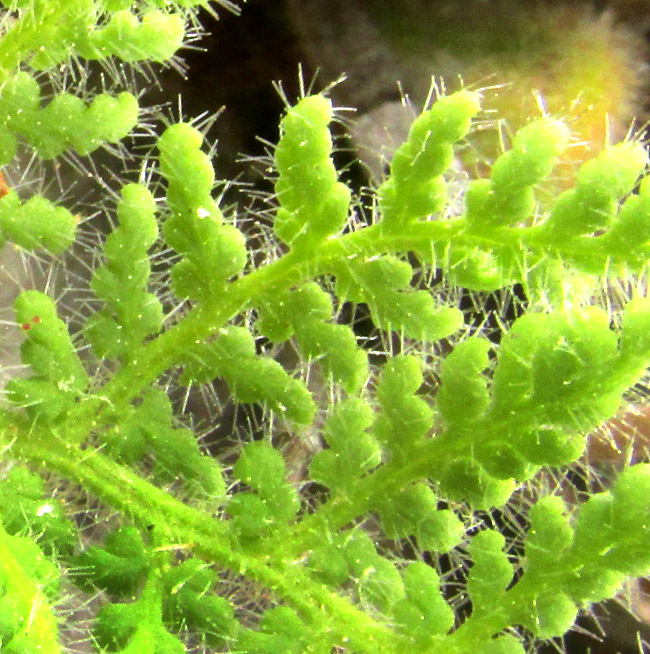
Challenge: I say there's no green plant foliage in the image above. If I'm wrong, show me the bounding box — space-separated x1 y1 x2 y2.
0 465 77 556
161 559 237 646
334 254 463 341
235 606 308 654
6 291 89 422
466 118 569 230
379 89 480 224
159 122 247 301
392 561 454 642
73 525 149 596
258 282 369 392
374 354 435 454
274 94 351 249
545 142 648 238
380 481 464 551
99 387 225 498
181 326 315 423
229 440 299 537
93 576 187 654
3 2 650 654
310 397 381 490
467 529 513 613
0 72 138 158
78 10 186 63
0 521 60 654
0 191 76 252
85 183 163 361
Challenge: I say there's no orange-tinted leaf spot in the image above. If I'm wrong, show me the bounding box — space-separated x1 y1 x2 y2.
21 316 41 331
0 170 9 199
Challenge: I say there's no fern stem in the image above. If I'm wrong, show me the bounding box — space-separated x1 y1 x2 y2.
8 421 408 652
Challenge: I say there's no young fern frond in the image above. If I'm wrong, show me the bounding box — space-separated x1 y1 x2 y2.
3 2 650 654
